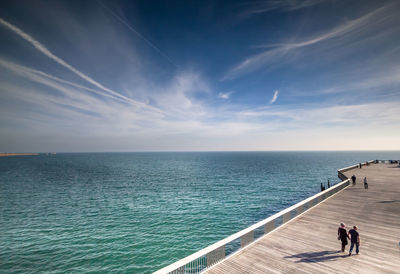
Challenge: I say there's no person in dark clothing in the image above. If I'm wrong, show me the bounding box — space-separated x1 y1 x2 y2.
364 177 368 189
338 223 349 252
348 226 360 256
351 175 356 185
327 180 330 188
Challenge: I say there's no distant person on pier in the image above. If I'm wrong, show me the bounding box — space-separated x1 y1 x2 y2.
327 180 330 188
359 163 362 168
348 226 360 256
364 177 368 189
351 175 356 185
338 223 349 252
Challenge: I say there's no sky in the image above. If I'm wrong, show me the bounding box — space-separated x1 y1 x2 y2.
0 0 400 152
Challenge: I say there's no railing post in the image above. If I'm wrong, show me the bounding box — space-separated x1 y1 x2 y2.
308 199 314 209
177 265 184 274
240 231 254 248
297 204 304 215
264 220 275 234
206 245 225 267
282 211 291 223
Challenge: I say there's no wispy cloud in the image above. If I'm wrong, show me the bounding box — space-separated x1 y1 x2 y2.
270 90 279 104
151 71 210 118
296 65 400 97
218 91 234 99
241 0 332 17
2 55 400 151
0 11 212 139
0 59 211 136
0 59 132 105
239 101 400 128
0 17 149 109
224 4 393 80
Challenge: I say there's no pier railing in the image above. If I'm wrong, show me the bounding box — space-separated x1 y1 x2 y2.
154 164 364 274
337 160 375 181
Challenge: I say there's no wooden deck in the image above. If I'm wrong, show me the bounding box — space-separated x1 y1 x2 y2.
206 163 400 274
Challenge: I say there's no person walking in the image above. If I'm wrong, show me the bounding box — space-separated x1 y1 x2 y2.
351 175 356 185
348 226 360 256
338 223 349 252
364 177 368 189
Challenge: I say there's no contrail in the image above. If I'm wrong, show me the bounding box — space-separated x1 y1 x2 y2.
0 16 150 109
0 58 128 104
97 0 177 67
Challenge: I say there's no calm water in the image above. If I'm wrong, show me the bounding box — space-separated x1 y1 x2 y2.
0 151 399 273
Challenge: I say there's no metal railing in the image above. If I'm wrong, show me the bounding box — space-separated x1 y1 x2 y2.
154 161 373 274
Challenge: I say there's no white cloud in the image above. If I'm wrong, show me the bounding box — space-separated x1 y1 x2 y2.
218 91 234 99
270 90 279 104
151 71 210 118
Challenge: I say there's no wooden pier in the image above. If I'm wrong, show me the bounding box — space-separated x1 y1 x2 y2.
205 163 400 274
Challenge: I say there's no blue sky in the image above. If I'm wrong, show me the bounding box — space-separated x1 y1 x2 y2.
1 0 400 152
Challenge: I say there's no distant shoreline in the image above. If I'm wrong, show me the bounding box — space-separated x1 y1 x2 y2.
0 153 39 157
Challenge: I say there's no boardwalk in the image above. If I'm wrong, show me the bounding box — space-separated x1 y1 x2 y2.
206 163 400 274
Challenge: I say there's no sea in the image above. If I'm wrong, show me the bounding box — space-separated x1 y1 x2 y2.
0 151 399 273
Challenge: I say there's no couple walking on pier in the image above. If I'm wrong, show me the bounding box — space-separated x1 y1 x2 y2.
338 223 360 256
351 175 369 189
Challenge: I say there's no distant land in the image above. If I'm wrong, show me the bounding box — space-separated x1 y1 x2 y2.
0 153 39 157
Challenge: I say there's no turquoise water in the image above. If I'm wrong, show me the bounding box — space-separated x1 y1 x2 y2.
0 151 399 273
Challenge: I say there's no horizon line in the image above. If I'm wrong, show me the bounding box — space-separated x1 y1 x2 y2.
2 150 400 154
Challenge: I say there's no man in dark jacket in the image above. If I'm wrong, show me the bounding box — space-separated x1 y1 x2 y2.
348 226 360 256
351 175 356 185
